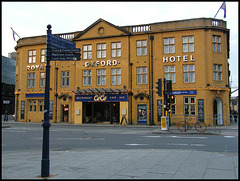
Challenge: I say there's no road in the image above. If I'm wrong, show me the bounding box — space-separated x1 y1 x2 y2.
2 124 238 154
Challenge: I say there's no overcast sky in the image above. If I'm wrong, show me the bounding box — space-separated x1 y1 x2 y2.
1 1 238 93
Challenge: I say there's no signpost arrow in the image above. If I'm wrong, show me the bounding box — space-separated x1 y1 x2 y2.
51 48 81 53
48 34 76 48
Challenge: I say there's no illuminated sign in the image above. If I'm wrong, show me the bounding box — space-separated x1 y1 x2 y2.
84 60 118 67
163 55 195 63
27 64 45 71
75 93 128 102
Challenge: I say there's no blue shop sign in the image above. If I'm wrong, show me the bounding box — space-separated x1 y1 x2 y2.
75 94 128 102
26 93 45 98
172 90 197 95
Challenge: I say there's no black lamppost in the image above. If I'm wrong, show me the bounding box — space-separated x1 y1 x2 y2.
41 24 52 177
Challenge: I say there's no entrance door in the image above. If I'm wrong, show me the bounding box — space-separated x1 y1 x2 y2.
213 98 223 125
61 105 69 122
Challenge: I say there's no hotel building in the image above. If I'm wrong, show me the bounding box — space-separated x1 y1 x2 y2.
14 18 231 126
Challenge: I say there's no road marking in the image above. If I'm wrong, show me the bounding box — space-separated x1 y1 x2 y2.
3 130 26 133
224 136 236 138
166 143 205 147
124 144 149 146
141 136 162 138
190 144 205 147
169 136 207 139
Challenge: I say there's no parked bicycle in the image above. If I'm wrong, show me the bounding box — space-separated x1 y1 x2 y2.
177 117 207 133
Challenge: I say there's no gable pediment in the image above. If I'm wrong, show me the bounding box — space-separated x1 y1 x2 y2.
74 18 130 40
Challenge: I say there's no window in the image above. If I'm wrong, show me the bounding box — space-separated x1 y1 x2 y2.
39 100 44 112
214 64 222 81
137 67 147 84
136 40 147 56
213 35 221 52
28 50 36 63
61 71 70 87
183 65 195 83
164 66 176 83
112 42 121 57
111 68 121 85
83 70 92 86
164 37 175 54
184 97 196 115
171 97 176 115
41 49 46 62
97 69 106 86
182 36 194 52
29 100 36 112
27 73 35 88
40 72 45 87
83 45 92 59
97 43 106 58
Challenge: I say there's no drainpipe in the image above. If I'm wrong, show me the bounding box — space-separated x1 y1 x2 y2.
150 35 154 125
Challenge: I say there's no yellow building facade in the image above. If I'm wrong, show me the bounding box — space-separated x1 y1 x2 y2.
14 18 231 126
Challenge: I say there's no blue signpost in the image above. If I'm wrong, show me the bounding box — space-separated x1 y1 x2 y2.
41 24 80 177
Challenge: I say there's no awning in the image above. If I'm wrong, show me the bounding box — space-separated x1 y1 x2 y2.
73 88 128 94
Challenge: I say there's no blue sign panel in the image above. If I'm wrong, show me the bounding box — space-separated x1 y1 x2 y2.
48 34 76 48
26 93 45 98
51 48 81 53
75 94 128 102
172 90 197 95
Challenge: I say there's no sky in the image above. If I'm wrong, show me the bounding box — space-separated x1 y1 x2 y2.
1 1 238 95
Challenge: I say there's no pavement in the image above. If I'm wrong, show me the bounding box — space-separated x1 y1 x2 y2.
2 120 239 179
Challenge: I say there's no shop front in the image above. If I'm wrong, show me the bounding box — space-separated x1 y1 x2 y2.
74 91 128 124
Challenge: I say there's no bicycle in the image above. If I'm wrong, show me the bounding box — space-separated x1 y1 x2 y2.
177 117 207 133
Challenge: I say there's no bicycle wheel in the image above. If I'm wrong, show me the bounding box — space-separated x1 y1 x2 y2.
177 121 189 132
195 121 207 132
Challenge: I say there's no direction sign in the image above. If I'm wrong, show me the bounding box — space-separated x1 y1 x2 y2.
48 34 76 48
51 56 81 61
51 48 81 53
50 53 81 61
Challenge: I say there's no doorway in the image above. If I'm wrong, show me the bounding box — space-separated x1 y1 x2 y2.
61 104 69 122
213 98 223 125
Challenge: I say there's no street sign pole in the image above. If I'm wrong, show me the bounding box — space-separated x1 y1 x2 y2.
41 24 52 177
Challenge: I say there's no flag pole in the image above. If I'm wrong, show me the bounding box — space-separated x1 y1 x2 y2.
10 27 21 39
214 6 221 19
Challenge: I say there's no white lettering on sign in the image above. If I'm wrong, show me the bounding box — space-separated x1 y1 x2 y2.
163 55 195 63
27 64 45 71
85 60 118 67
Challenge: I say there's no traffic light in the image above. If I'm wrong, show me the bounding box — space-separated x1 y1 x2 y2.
155 78 162 97
166 80 172 93
170 95 175 104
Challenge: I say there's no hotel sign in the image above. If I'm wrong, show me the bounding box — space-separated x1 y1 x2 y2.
163 55 195 63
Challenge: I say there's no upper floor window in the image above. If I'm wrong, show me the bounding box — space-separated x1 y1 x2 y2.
213 64 222 81
137 40 147 56
213 35 221 52
111 68 121 85
27 73 35 88
183 65 195 83
28 50 36 63
83 45 92 59
97 69 106 86
164 37 175 54
83 70 92 86
61 71 70 87
41 49 46 62
97 43 106 58
182 36 194 52
40 72 45 87
164 66 176 83
112 42 121 57
137 67 147 84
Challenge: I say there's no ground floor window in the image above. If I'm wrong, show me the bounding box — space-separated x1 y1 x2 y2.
184 97 196 115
